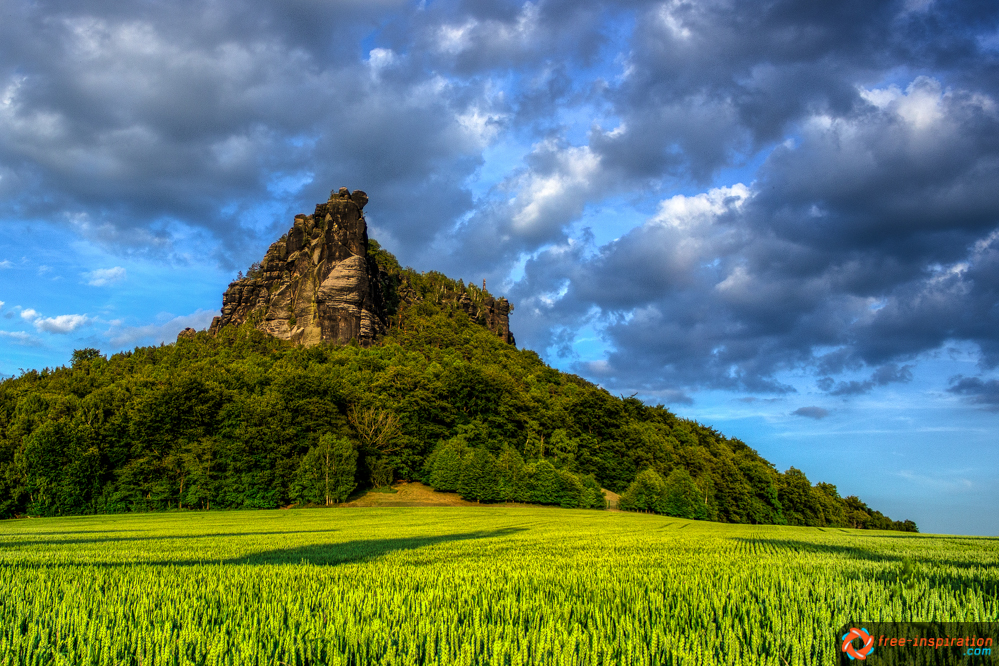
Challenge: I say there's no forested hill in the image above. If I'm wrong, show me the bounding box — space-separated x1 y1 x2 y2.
0 241 915 531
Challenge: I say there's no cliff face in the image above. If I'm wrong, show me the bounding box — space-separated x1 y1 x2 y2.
208 187 516 347
209 187 385 346
456 291 515 345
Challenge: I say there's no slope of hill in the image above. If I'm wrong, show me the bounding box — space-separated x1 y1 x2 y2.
0 190 915 530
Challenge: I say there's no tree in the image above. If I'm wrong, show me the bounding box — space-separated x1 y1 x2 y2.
779 468 825 526
458 447 501 502
292 434 357 506
662 468 707 519
521 460 561 505
579 474 606 509
348 406 402 486
366 456 394 489
549 429 578 470
814 482 847 528
556 469 584 508
844 495 872 529
428 438 467 492
618 468 666 513
496 445 525 502
71 348 104 370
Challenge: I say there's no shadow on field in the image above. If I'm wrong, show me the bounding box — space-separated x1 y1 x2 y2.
735 537 998 568
6 528 528 568
0 529 342 548
733 537 999 598
0 529 137 537
733 538 895 562
233 527 528 566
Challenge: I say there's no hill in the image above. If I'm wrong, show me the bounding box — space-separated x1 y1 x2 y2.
0 189 915 531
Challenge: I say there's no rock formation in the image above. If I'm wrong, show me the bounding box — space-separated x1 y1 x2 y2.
209 187 385 346
207 187 516 347
456 292 515 345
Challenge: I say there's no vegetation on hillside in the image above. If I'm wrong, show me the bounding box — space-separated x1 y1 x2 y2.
0 242 915 530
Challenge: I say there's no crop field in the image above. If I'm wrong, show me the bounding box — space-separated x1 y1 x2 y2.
1 508 996 666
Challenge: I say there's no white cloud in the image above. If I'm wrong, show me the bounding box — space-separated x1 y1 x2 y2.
34 314 91 334
367 48 396 71
897 470 975 492
0 300 4 312
456 106 506 151
653 183 751 231
0 260 11 268
510 143 601 237
438 20 477 55
659 1 693 39
17 307 92 333
0 330 41 346
84 266 126 286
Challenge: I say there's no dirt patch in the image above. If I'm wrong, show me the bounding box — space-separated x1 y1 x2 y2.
342 482 478 507
602 488 621 510
341 482 622 510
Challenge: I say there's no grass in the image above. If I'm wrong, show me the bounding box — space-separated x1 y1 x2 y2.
0 507 996 665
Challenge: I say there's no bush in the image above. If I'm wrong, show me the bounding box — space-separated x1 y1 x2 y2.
618 469 666 513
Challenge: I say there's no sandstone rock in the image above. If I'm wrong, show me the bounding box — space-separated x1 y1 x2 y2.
177 328 197 341
209 187 516 348
350 190 368 209
209 187 386 346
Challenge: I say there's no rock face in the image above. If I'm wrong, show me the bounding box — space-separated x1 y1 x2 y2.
457 292 515 345
209 187 516 347
209 187 386 346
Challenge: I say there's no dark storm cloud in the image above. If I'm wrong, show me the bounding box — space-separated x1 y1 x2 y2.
0 0 537 268
947 376 999 410
818 364 915 396
792 406 830 420
512 73 999 395
590 0 999 183
3 0 999 400
0 0 627 272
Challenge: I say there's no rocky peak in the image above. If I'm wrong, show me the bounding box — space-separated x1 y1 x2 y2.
206 187 516 348
208 187 385 346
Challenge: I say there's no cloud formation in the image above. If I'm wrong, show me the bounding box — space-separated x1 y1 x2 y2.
18 308 91 334
792 407 831 420
0 330 41 346
107 309 218 349
1 0 998 406
84 266 126 286
948 376 999 410
512 76 999 399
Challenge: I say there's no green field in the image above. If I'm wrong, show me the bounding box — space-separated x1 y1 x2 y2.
1 508 996 665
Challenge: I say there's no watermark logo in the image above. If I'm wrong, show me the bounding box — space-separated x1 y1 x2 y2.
841 627 876 660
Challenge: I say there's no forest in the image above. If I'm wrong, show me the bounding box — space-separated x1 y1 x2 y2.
0 241 916 531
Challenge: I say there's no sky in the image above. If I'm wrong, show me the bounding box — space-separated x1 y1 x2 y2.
1 0 997 535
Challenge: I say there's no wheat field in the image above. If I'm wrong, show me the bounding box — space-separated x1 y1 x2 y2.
1 507 996 665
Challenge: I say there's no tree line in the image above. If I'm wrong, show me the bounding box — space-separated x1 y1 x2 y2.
423 438 605 508
617 466 916 530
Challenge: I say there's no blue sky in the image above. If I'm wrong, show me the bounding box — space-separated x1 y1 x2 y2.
1 0 997 534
